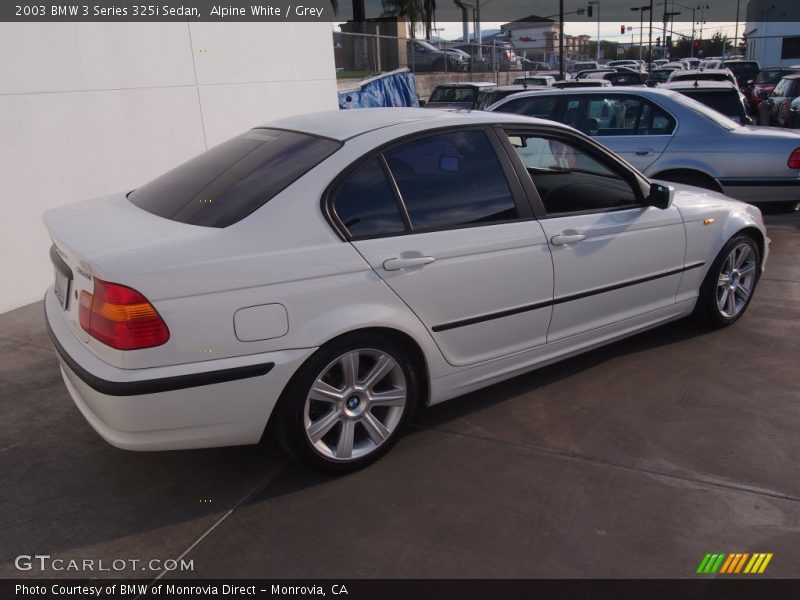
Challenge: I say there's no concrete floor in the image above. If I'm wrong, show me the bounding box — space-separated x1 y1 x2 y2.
1 212 798 579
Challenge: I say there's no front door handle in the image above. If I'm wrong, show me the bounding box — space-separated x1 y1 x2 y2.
634 148 654 156
550 234 586 246
383 256 436 271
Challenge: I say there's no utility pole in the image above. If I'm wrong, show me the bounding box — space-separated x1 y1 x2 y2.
631 5 651 62
734 0 741 55
559 0 565 79
648 0 654 66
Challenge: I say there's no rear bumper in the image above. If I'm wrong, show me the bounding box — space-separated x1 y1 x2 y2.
719 179 800 204
44 287 315 451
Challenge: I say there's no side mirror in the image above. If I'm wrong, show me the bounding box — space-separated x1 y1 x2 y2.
647 182 674 209
758 91 769 100
418 99 427 107
746 79 754 86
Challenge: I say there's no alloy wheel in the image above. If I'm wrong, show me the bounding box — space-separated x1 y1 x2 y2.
303 349 407 461
716 242 757 318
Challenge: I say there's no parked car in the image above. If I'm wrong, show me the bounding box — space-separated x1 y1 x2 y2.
608 59 644 72
789 96 800 128
749 67 800 113
455 42 522 71
586 71 646 86
488 87 800 204
514 74 556 87
575 68 615 80
724 59 760 88
699 59 725 70
43 107 768 470
552 79 612 88
408 40 468 72
476 85 549 110
520 58 550 71
681 58 702 70
424 82 496 109
443 47 473 69
764 73 800 126
666 68 737 85
651 59 669 68
568 61 600 74
662 62 687 70
660 81 751 125
647 67 679 87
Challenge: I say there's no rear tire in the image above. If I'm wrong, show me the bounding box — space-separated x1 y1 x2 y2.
693 234 761 328
271 332 419 472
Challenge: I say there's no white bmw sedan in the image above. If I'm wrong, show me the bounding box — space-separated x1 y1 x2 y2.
44 108 768 471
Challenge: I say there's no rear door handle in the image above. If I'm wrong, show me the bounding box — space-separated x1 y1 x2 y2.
634 148 654 156
383 256 436 271
550 234 586 246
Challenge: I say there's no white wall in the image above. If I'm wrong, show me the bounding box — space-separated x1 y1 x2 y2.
0 22 337 314
745 21 800 67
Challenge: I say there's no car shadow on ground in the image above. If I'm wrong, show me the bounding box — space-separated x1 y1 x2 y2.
240 316 712 506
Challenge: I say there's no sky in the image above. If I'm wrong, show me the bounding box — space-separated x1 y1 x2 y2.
425 21 743 43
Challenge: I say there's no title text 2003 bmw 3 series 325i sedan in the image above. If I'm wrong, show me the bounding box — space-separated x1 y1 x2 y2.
44 109 768 471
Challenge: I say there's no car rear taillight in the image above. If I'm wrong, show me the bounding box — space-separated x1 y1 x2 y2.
79 279 169 350
789 148 800 170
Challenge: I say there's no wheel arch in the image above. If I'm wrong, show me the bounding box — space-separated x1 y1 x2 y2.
652 168 724 193
261 325 432 443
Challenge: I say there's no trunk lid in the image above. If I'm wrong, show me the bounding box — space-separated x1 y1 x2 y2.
44 193 206 343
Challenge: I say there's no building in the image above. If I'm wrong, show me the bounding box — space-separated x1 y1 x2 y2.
0 23 338 314
501 16 591 62
744 0 800 66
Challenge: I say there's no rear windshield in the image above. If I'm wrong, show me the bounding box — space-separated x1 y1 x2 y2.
128 129 340 227
429 86 478 103
671 92 740 130
757 69 790 84
725 61 759 80
680 91 746 122
674 72 731 82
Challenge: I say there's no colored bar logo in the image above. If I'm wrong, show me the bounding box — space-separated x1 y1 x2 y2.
696 553 773 574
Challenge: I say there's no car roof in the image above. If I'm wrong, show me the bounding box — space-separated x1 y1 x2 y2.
263 108 556 141
781 73 800 80
496 86 684 105
661 81 739 90
485 85 528 91
432 81 496 88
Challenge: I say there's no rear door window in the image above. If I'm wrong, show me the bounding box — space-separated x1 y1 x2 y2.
384 130 518 231
332 158 407 239
128 129 340 228
561 95 675 136
494 96 560 119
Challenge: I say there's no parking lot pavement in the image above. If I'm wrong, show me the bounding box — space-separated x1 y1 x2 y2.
1 215 798 579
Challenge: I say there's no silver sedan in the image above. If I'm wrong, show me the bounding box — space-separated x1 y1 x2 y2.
487 87 800 204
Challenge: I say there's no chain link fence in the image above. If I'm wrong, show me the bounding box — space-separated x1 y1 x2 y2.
334 29 565 82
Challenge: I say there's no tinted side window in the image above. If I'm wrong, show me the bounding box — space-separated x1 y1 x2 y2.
503 131 638 214
562 96 674 136
496 96 558 119
385 130 517 230
332 158 406 238
128 129 340 228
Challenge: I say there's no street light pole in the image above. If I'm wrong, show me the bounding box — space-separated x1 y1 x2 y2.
648 0 654 66
559 0 564 80
630 5 651 62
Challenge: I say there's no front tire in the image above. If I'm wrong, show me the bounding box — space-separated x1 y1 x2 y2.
693 234 761 328
271 332 419 472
